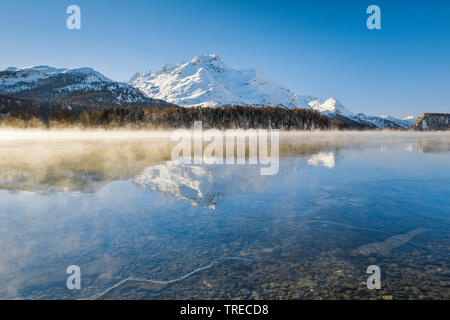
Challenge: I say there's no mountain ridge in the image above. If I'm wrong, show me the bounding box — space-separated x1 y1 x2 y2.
307 97 416 129
0 58 438 130
129 55 417 129
0 65 174 108
129 54 312 109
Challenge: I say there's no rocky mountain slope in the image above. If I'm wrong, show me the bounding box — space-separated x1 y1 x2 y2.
412 113 450 131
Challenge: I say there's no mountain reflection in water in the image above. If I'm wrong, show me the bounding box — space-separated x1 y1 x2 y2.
0 132 449 300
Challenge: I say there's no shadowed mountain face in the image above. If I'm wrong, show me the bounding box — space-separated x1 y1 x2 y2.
412 113 450 131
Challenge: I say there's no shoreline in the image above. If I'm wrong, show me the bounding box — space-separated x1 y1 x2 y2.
0 128 448 142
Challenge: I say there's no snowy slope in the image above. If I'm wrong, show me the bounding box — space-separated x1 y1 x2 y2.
0 65 151 105
0 66 109 91
379 115 417 128
130 54 311 109
308 98 416 129
130 55 415 128
308 98 354 118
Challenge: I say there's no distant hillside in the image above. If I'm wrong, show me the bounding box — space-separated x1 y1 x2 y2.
308 98 416 129
0 66 176 109
412 113 450 131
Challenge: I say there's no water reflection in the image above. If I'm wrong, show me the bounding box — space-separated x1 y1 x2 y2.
416 138 450 153
0 132 449 300
0 140 346 194
0 141 174 193
307 151 336 168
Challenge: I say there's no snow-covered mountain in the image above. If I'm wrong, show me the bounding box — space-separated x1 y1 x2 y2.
308 98 416 129
130 55 418 128
0 65 156 106
379 115 417 128
0 60 423 129
308 98 354 118
130 54 311 109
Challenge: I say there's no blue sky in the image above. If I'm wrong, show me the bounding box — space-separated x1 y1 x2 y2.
0 0 449 117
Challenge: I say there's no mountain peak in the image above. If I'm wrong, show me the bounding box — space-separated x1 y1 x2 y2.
129 55 311 108
188 54 227 73
191 54 221 63
308 97 353 117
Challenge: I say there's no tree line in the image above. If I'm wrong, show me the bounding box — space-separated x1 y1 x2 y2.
0 94 346 130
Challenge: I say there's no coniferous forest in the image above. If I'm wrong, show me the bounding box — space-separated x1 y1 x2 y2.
0 94 347 130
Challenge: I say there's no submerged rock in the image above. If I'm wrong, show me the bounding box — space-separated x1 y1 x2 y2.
356 228 429 256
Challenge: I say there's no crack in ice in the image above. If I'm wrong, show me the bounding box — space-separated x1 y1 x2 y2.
85 255 257 300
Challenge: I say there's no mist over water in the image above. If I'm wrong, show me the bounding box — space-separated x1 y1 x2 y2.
0 131 449 299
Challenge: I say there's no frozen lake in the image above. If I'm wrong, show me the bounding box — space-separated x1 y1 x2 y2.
0 131 449 299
